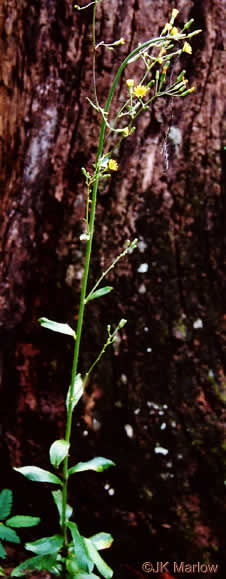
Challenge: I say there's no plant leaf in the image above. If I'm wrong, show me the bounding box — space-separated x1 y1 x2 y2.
25 534 63 555
84 538 113 579
76 574 101 579
0 564 5 575
0 489 13 520
52 490 73 525
68 457 115 476
6 516 40 528
89 533 113 551
0 542 7 560
11 554 59 576
39 317 76 339
67 522 93 574
0 525 20 544
14 466 62 486
49 439 70 469
86 286 113 303
66 373 83 412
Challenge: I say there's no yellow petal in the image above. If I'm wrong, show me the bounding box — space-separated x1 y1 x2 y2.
183 41 192 54
108 159 119 171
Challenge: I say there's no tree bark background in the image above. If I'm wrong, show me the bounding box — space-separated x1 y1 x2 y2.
0 0 225 576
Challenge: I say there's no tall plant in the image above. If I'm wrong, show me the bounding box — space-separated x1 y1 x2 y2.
11 2 200 577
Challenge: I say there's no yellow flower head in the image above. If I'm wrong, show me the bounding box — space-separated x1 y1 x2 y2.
133 84 149 98
108 159 119 171
126 78 134 87
183 41 192 54
171 26 180 36
172 8 179 19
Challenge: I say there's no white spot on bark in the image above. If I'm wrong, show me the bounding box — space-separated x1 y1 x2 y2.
124 424 134 438
137 263 149 273
154 446 168 456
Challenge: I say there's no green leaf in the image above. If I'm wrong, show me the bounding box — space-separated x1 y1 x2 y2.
68 457 115 476
0 489 12 520
84 538 113 579
66 556 101 578
0 525 20 544
67 522 93 574
52 490 73 525
89 533 113 551
76 574 101 579
14 466 62 486
39 317 76 339
25 534 63 555
49 439 70 469
11 554 59 576
66 373 83 412
86 286 113 303
0 542 7 560
6 516 40 528
0 564 5 575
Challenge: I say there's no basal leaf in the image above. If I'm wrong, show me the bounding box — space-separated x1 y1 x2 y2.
67 522 93 574
0 542 7 560
84 538 113 579
6 516 40 528
39 317 76 339
25 534 64 555
0 489 12 520
86 286 113 303
14 466 62 486
0 525 20 544
11 554 59 576
76 574 101 579
68 457 115 476
89 533 113 551
49 439 70 469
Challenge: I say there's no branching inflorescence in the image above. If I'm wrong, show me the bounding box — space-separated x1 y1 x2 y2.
11 2 201 577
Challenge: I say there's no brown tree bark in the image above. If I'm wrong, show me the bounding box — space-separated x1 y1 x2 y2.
0 0 225 576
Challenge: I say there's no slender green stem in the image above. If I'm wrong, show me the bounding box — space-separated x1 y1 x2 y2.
60 6 180 558
85 239 137 303
83 319 127 388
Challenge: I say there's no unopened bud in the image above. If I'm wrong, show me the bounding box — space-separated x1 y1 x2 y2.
183 18 194 30
118 318 127 329
187 29 202 38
